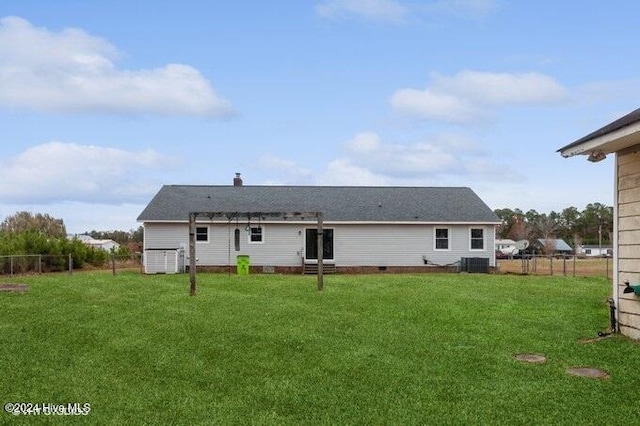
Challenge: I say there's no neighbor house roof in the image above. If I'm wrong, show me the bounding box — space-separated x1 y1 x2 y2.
580 245 612 249
536 238 573 251
137 185 500 223
558 108 640 158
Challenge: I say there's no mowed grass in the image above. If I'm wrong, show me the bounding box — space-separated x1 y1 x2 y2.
1 271 639 424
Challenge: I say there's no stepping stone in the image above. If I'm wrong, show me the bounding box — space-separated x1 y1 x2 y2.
0 284 29 293
513 353 547 364
567 367 610 379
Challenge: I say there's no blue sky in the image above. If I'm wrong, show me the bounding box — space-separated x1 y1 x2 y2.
1 0 638 233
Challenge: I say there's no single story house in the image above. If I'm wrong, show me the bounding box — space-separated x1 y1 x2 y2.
137 175 500 274
70 234 120 252
577 245 613 258
558 107 640 339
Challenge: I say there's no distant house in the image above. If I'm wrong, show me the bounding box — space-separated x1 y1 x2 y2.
558 107 640 339
137 175 501 274
533 238 573 255
71 234 120 252
577 245 613 257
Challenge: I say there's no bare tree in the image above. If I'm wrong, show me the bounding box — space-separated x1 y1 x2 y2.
1 211 66 238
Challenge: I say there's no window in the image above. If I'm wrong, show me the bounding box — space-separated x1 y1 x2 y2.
435 228 449 250
249 226 263 243
196 226 209 242
470 228 484 250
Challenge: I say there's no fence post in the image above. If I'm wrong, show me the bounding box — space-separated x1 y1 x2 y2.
111 254 116 276
68 253 73 275
10 255 13 276
38 254 42 274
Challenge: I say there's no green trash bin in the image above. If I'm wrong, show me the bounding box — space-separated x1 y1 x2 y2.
236 255 250 275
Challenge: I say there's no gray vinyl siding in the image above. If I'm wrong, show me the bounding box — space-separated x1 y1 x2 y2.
143 222 496 268
332 224 494 267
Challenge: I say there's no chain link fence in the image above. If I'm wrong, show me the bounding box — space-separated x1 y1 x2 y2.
0 253 142 276
497 255 612 279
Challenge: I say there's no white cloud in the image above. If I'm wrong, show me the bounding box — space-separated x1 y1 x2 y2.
345 132 458 177
391 70 567 123
0 142 174 204
391 89 478 123
254 154 313 183
0 16 233 116
315 131 516 186
245 131 519 188
316 0 408 22
319 159 390 185
345 131 382 153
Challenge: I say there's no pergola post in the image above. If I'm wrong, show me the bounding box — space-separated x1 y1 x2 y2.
189 212 197 296
316 211 324 291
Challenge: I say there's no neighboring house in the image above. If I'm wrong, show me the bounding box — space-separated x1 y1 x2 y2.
495 239 518 256
533 238 573 255
137 175 500 274
577 245 613 257
70 234 120 252
558 107 640 339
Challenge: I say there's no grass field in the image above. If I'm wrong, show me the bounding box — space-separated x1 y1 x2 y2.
1 271 638 424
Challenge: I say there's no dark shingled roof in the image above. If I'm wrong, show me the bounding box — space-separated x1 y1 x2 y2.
137 185 500 223
558 108 640 152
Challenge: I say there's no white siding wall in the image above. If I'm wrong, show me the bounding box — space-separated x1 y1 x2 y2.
144 222 496 268
333 224 495 267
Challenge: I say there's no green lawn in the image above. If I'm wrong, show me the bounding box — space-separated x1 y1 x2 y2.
1 271 638 424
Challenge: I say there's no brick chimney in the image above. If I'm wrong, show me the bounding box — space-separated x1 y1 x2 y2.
233 172 243 187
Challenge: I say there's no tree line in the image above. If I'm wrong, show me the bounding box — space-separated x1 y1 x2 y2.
0 211 143 271
494 202 613 249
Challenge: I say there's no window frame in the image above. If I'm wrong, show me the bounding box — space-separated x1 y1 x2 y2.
434 227 450 251
195 225 209 243
248 226 264 244
469 227 485 251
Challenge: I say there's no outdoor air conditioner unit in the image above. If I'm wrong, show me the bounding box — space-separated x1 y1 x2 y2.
460 257 490 273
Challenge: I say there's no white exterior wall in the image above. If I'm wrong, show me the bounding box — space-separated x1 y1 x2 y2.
333 224 495 267
143 222 496 268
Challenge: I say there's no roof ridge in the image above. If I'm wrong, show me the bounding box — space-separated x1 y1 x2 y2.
163 184 472 189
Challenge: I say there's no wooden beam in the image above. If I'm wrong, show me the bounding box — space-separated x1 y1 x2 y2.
188 212 197 296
